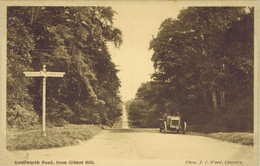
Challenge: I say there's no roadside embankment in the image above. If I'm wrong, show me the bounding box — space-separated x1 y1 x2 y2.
187 132 253 146
7 124 103 151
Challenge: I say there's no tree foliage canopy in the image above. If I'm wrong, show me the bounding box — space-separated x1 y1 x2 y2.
7 7 123 128
128 7 254 132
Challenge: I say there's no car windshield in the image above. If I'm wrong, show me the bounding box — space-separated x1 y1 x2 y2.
172 119 179 125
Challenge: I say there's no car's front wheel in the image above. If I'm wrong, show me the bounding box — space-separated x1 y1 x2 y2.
182 122 187 134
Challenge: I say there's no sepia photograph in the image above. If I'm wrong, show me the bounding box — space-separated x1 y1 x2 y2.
0 1 259 166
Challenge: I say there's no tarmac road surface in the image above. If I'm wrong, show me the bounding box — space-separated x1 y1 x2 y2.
3 107 257 166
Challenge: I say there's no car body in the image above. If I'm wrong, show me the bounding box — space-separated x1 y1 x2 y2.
160 116 186 134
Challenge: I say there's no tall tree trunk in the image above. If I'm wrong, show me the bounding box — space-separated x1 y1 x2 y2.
29 7 40 25
220 91 225 106
203 92 208 106
29 8 35 25
212 90 217 110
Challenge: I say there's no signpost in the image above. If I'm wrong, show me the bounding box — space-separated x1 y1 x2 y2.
24 65 65 136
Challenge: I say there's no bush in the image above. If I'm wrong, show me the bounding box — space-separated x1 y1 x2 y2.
48 118 69 127
7 105 39 129
187 106 253 133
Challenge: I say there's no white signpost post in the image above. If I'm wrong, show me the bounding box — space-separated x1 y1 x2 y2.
24 65 65 136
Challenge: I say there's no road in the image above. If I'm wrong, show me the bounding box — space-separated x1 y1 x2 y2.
4 107 256 166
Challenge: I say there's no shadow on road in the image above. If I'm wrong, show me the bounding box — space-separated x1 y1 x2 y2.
106 128 182 134
107 128 158 133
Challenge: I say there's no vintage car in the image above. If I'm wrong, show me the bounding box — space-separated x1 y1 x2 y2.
159 116 186 134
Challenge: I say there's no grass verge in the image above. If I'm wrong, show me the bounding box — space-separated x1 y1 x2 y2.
7 124 102 151
187 132 253 146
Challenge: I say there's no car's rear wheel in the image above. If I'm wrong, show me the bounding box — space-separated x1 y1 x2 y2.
164 121 167 134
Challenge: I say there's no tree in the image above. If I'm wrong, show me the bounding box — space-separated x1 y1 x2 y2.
150 7 247 111
7 11 39 128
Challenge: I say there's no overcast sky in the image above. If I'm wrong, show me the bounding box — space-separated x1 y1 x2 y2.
108 2 185 102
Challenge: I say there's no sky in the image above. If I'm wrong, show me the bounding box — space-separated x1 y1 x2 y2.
108 2 185 102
